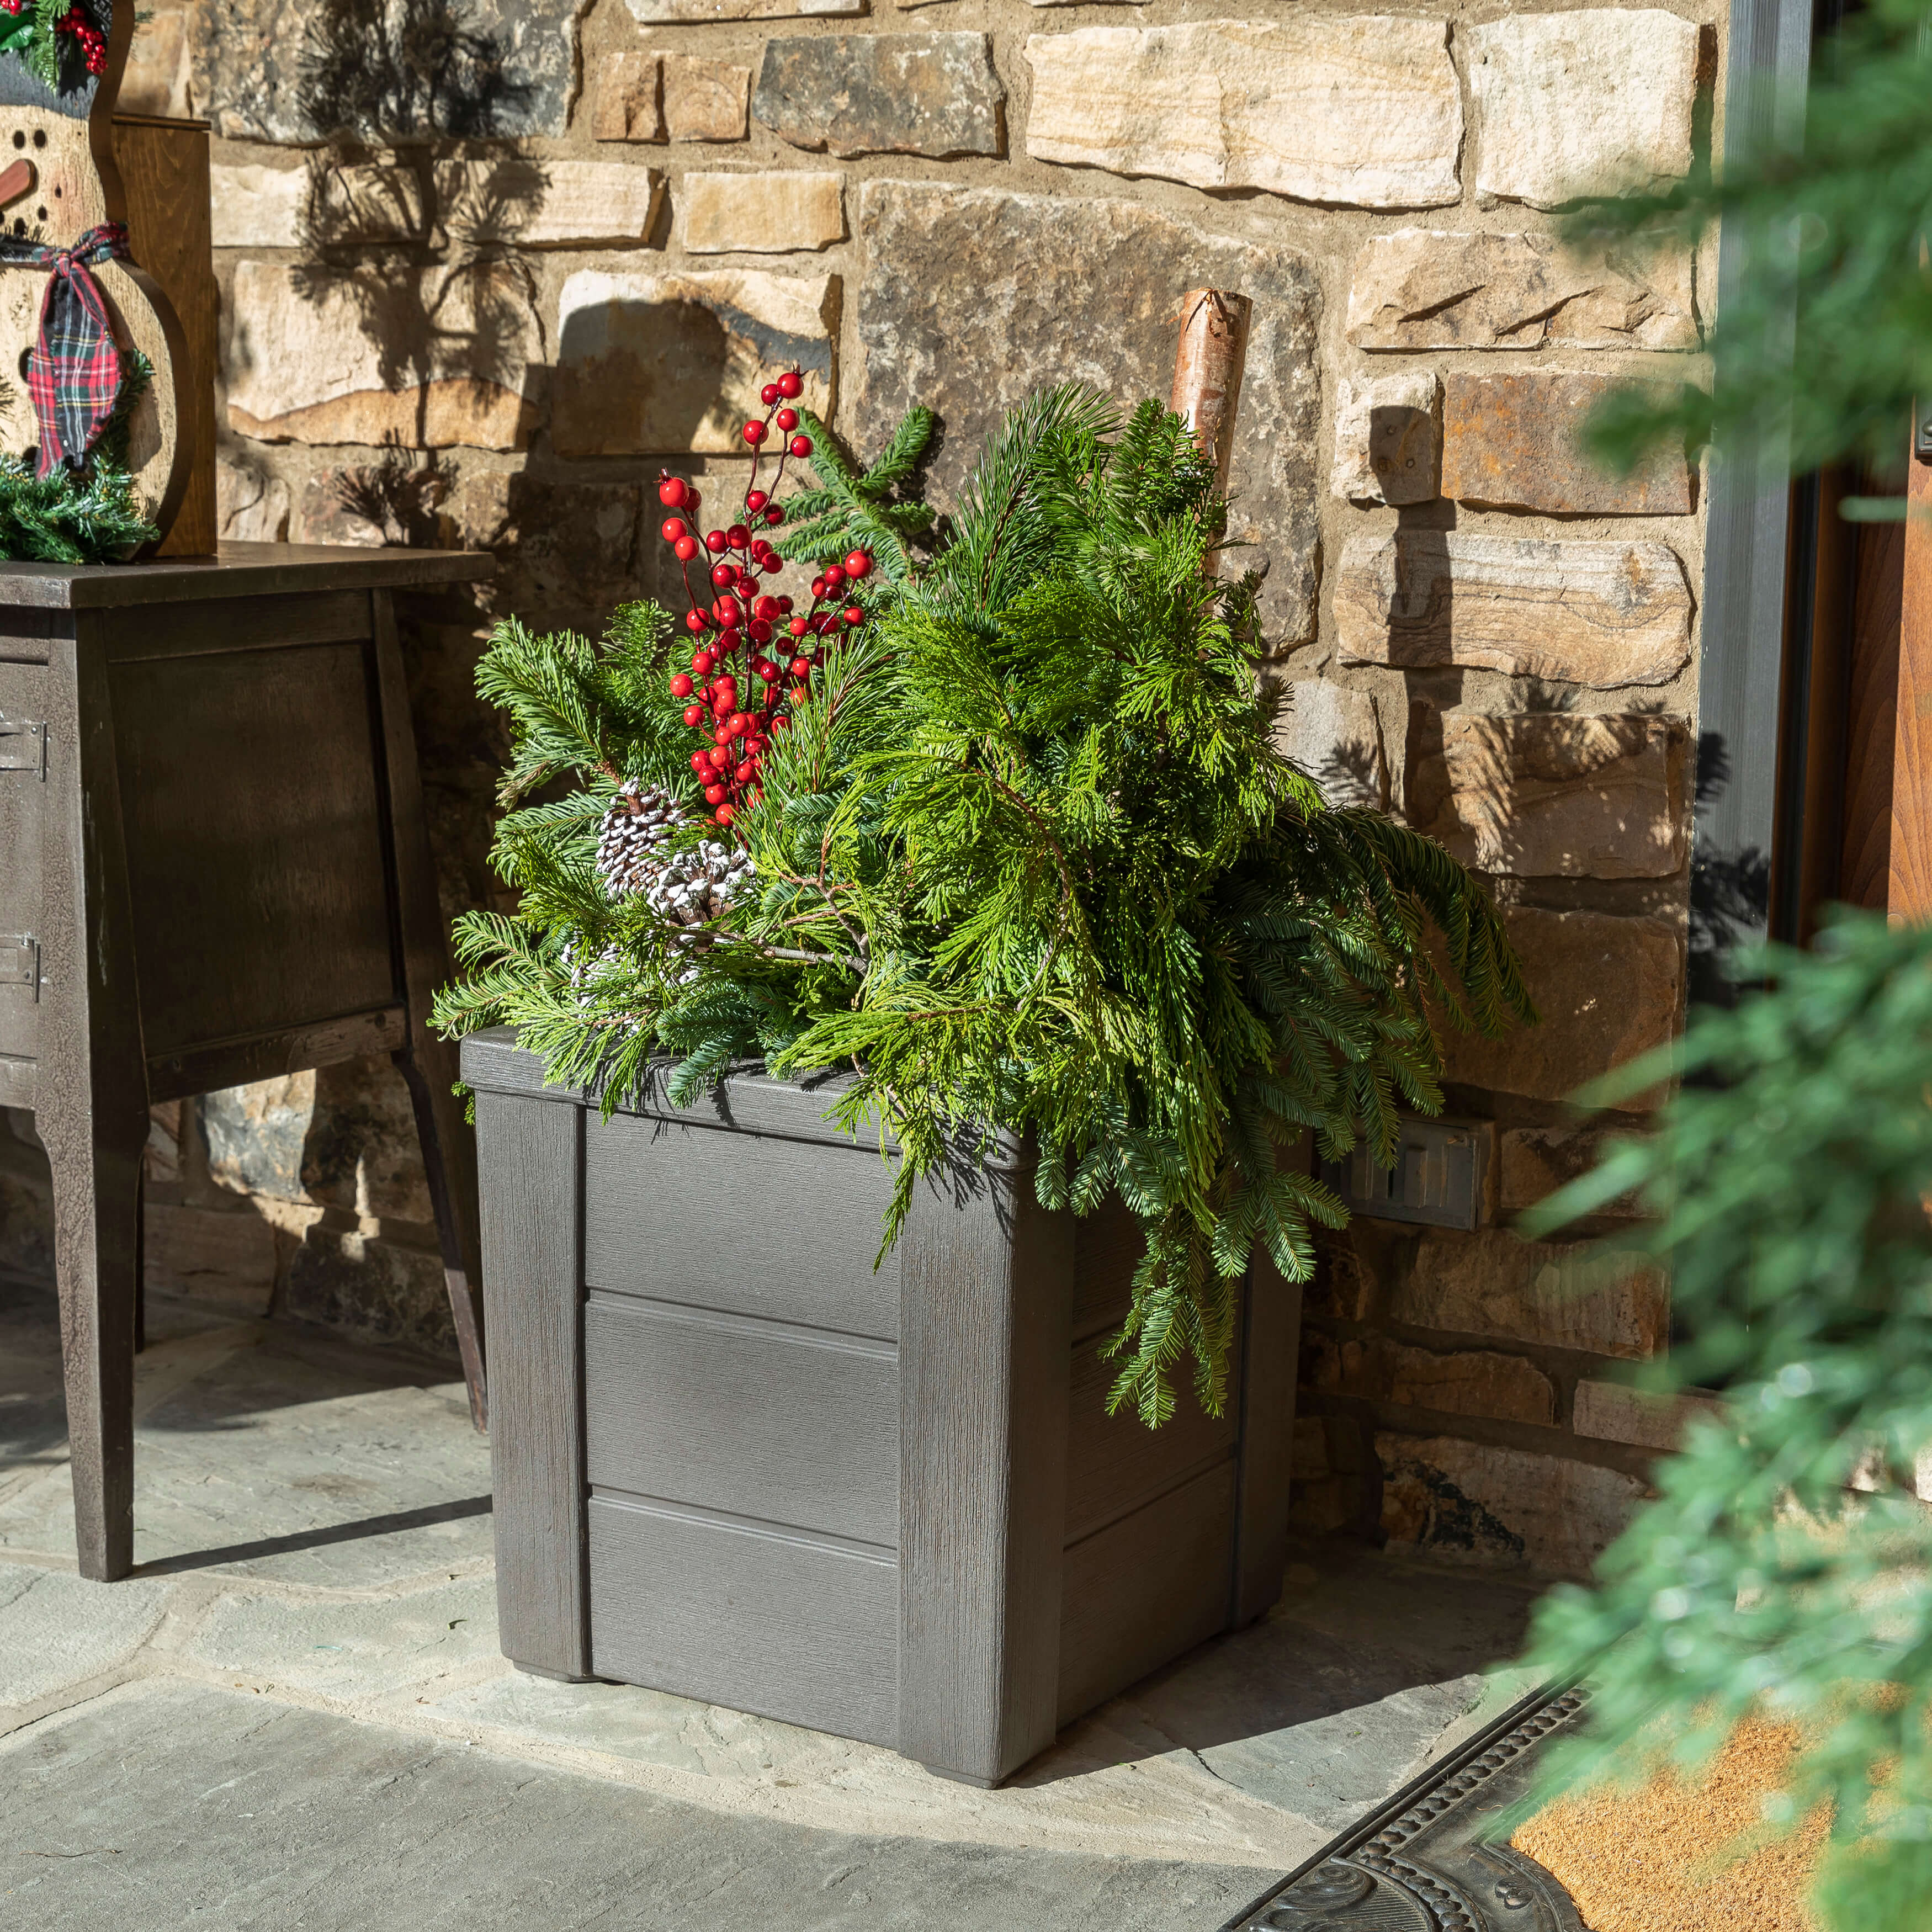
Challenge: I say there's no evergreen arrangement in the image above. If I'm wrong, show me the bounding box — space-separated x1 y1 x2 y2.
0 352 157 563
1519 913 1932 1932
433 379 1531 1423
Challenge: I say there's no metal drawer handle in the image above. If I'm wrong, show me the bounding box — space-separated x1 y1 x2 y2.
0 713 46 776
0 933 38 996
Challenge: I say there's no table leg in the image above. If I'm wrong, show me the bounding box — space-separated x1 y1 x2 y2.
370 588 487 1431
36 617 151 1581
397 1038 488 1431
49 1100 147 1578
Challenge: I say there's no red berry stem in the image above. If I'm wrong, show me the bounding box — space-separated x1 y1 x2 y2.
655 368 865 840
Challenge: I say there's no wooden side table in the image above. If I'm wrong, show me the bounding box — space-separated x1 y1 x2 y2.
0 542 492 1580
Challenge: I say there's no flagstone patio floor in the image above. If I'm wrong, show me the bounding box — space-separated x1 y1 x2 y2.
0 1270 1545 1931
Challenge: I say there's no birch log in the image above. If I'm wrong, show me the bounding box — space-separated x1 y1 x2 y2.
1170 288 1251 495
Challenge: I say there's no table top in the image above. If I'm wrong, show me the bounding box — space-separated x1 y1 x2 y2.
0 541 495 610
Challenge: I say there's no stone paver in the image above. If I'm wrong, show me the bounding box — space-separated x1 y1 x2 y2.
1 1680 1261 1932
0 1275 1546 1927
0 1568 174 1706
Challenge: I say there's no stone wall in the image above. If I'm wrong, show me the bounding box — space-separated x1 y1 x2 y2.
0 0 1720 1573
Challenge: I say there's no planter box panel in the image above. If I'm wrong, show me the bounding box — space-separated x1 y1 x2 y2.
1056 1461 1239 1724
588 1493 899 1747
584 1294 899 1548
1070 1197 1142 1343
1063 1331 1238 1546
583 1110 901 1341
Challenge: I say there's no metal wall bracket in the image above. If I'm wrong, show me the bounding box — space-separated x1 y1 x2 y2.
1320 1115 1494 1231
0 933 39 997
0 713 45 777
1915 408 1932 463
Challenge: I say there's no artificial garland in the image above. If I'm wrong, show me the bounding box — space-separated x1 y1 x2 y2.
435 378 1531 1423
0 0 106 88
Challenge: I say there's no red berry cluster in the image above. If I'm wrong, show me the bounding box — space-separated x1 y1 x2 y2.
657 368 874 831
56 3 107 73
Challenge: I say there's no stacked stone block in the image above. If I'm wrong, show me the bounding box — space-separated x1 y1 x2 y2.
0 0 1726 1577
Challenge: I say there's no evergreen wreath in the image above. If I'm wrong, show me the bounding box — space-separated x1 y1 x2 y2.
0 349 157 561
434 381 1534 1424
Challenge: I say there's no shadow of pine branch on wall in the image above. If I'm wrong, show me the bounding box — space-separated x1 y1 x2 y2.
295 0 534 142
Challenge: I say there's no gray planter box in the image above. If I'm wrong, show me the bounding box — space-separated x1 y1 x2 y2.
461 1027 1303 1786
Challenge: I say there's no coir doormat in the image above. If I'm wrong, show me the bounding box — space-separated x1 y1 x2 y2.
1218 1682 1591 1932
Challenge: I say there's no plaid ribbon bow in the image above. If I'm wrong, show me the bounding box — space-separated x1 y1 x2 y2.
0 223 129 477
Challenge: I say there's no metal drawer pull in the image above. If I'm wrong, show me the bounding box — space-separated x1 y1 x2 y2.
0 713 46 776
0 933 39 995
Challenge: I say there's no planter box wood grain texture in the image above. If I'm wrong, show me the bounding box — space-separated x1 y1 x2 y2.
461 1027 1303 1785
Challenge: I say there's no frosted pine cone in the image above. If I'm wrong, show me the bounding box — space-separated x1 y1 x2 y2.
596 784 686 900
644 840 756 930
593 784 757 981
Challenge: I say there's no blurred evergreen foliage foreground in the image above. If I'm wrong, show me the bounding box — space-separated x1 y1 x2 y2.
1582 0 1932 480
1521 914 1932 1929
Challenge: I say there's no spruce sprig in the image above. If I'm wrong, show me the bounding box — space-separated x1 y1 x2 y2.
767 406 936 588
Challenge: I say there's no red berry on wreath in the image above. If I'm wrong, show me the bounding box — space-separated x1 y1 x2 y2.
756 660 779 683
670 672 693 697
658 476 689 509
789 656 811 678
763 505 785 527
661 516 687 543
705 783 726 806
690 751 710 774
743 420 767 445
760 384 781 407
684 609 709 633
705 529 728 554
777 371 803 400
710 746 732 768
727 523 751 550
746 490 769 513
735 761 756 784
845 550 874 580
789 617 809 637
775 407 798 432
752 595 780 622
824 564 846 590
773 713 792 731
809 575 826 599
710 562 734 590
683 703 704 727
715 802 735 826
789 434 813 458
777 596 794 614
843 606 864 626
674 536 699 562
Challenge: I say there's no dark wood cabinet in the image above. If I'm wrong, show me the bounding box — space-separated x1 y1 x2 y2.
0 542 491 1579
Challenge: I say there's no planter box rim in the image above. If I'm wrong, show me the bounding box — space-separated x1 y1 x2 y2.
459 1026 1029 1167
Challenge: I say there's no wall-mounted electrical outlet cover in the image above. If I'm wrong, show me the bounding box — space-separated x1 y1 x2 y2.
1320 1115 1495 1230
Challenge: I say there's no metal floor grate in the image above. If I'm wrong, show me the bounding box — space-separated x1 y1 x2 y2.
1217 1682 1591 1931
